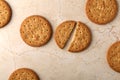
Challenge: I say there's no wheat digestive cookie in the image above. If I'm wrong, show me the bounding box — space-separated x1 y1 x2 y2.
9 68 39 80
86 0 118 24
55 20 76 49
0 0 12 28
107 41 120 72
20 15 52 47
68 22 91 52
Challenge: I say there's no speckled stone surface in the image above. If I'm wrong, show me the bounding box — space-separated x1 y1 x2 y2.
0 0 120 80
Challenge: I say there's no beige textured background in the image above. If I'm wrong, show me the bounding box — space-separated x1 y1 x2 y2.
0 0 120 80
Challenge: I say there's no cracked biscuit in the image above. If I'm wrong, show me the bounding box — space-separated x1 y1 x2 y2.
55 21 92 52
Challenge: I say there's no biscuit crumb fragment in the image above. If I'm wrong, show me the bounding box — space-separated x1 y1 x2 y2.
68 22 91 52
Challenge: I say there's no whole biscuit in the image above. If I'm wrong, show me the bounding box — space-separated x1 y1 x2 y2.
68 22 91 52
20 15 52 47
9 68 39 80
55 20 76 49
107 41 120 72
0 0 12 28
86 0 118 24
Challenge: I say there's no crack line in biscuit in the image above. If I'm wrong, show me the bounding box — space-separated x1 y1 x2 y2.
66 22 79 51
64 22 77 50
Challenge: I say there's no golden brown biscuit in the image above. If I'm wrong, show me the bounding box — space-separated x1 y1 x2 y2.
20 15 52 47
0 0 12 28
9 68 40 80
68 22 91 52
86 0 118 24
55 21 76 49
107 41 120 72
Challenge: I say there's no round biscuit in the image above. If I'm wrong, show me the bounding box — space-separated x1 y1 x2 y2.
107 41 120 72
86 0 118 24
20 15 52 47
9 68 40 80
0 0 12 28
